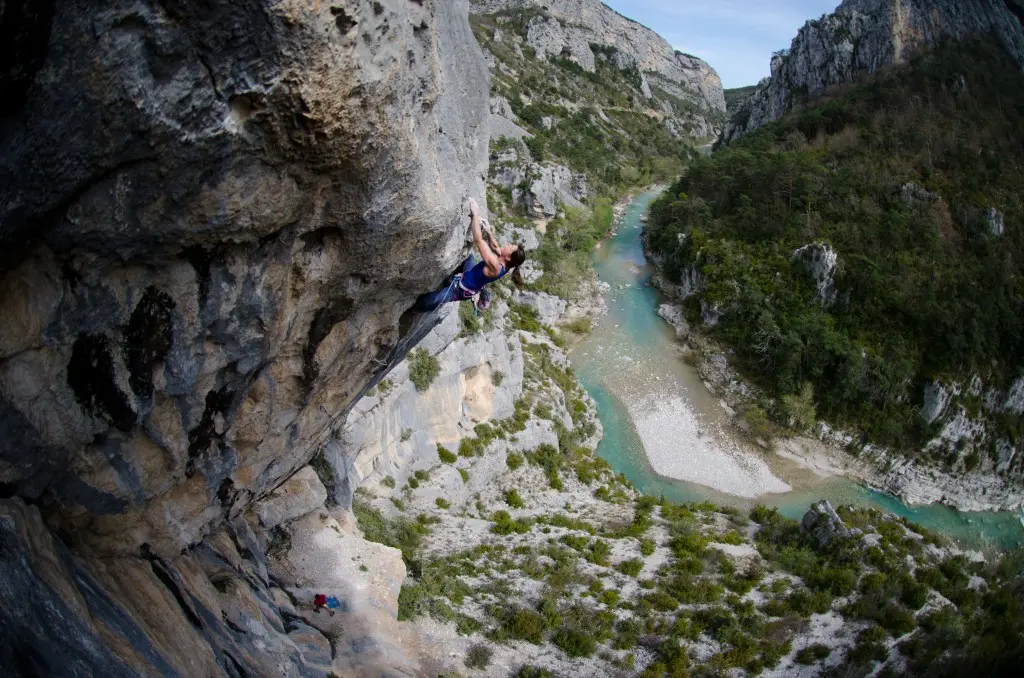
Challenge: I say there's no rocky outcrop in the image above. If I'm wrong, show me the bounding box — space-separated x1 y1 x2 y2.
0 0 489 674
471 0 726 135
489 94 534 140
792 242 839 304
721 0 1024 143
801 500 852 548
492 161 589 217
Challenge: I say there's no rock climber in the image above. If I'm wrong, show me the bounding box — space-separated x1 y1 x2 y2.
313 593 340 616
415 198 526 312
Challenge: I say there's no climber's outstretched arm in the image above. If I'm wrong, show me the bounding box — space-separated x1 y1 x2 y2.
469 199 501 272
483 224 502 256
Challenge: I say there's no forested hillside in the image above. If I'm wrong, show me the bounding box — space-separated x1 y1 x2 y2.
646 40 1024 466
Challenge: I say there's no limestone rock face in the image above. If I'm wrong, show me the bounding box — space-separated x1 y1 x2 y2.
492 161 589 217
513 290 569 326
254 466 327 529
0 0 489 674
471 0 726 135
337 301 525 502
721 0 1024 143
0 0 488 559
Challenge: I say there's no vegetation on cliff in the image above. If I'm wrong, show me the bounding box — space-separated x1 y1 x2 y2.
471 10 698 194
646 40 1024 458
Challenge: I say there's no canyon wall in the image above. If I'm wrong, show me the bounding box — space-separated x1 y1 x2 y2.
0 0 491 674
471 0 726 136
721 0 1024 143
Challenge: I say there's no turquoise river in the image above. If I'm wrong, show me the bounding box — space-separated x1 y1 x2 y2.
568 190 1024 552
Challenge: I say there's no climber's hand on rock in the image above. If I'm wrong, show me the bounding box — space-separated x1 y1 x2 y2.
468 198 479 217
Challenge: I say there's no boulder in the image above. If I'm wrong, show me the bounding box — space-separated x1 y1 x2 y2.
800 500 851 548
513 290 568 326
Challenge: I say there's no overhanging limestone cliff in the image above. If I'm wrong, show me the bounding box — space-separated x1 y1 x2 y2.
0 1 489 674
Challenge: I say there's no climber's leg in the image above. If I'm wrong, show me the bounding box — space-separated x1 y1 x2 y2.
416 256 476 311
415 282 459 311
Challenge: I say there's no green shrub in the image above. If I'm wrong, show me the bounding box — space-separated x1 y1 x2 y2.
639 537 656 556
502 606 546 644
408 349 440 392
459 437 483 458
646 590 680 611
459 468 470 483
507 452 524 470
492 510 533 535
795 644 831 664
437 444 457 464
505 488 525 509
743 405 773 440
552 626 596 658
513 667 554 678
510 303 543 333
600 589 620 607
563 317 593 334
382 475 396 489
353 502 428 566
436 497 451 510
617 558 644 577
465 643 493 669
492 370 505 386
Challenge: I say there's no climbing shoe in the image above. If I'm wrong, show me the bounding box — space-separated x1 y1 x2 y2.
476 287 491 311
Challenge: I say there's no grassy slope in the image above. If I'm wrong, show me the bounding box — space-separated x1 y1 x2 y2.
646 39 1024 456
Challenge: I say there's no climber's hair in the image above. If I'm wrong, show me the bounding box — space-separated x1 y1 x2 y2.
509 244 526 288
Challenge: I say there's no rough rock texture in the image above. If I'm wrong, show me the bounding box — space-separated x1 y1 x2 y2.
986 207 1006 237
338 301 525 502
492 161 589 217
489 95 534 141
801 500 851 548
513 290 569 326
721 0 1024 143
0 0 487 556
254 466 327 529
472 0 726 135
792 242 839 304
0 0 489 674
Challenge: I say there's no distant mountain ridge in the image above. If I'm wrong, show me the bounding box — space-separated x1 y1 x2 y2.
471 0 726 135
721 0 1024 143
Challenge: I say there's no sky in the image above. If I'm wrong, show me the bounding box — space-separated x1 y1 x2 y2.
602 0 841 89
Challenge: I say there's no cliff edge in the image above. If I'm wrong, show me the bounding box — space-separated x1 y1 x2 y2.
721 0 1024 143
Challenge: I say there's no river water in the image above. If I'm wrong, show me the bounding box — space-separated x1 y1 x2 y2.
569 190 1024 551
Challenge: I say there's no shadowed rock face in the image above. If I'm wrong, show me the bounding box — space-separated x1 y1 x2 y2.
0 1 488 674
0 0 488 558
720 0 1024 143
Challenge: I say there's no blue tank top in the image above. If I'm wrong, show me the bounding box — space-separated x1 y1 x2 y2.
461 260 505 292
